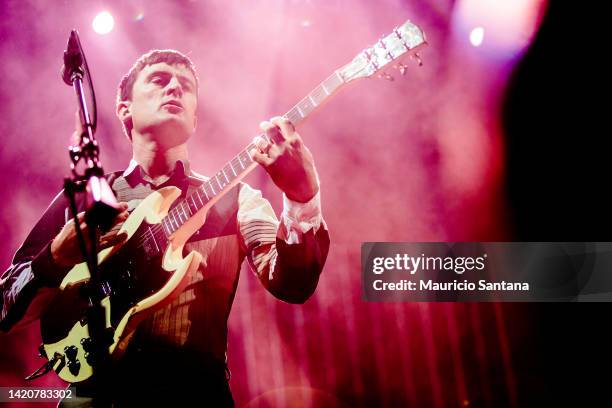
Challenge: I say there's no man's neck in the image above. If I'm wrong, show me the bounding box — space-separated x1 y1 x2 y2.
131 137 189 184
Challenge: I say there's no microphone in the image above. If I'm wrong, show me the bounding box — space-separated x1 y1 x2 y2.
61 30 83 85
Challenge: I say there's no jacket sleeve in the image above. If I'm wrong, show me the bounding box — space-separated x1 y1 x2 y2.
237 183 330 304
0 191 73 332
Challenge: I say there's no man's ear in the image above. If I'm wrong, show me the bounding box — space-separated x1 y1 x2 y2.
193 114 198 131
116 100 132 130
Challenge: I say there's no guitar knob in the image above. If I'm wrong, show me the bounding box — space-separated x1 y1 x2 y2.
412 53 423 66
396 63 408 75
67 359 81 376
80 337 93 352
84 352 95 365
64 345 78 361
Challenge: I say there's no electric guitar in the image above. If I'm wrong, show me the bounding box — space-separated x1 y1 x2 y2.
35 20 427 383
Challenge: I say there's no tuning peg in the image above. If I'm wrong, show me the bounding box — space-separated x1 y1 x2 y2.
396 63 408 75
412 53 423 66
378 72 394 81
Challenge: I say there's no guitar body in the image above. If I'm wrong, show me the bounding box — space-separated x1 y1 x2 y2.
39 186 205 383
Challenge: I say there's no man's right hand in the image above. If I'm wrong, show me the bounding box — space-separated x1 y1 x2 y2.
50 202 130 268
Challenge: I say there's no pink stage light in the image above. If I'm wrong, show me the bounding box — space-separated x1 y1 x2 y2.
470 27 485 47
454 0 547 57
92 11 114 35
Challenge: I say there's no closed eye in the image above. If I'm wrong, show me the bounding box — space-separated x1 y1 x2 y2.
148 72 170 86
146 71 195 93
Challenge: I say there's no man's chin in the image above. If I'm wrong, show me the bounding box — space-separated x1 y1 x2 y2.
146 120 192 145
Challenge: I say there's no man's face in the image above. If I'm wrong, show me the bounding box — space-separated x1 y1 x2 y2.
126 62 198 146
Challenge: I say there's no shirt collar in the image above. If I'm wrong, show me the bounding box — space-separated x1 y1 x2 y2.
123 158 191 185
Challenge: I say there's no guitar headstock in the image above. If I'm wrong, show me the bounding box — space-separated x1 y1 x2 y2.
339 20 427 83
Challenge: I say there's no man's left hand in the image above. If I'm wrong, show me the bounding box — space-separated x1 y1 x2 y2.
250 116 319 203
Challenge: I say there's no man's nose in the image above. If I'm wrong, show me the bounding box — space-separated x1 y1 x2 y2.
166 76 183 97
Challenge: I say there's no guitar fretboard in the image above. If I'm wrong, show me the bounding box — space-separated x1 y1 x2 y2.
285 71 344 126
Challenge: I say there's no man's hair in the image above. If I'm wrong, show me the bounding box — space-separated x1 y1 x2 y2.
116 49 199 140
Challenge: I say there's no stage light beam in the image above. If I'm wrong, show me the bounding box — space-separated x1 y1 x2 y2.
92 11 114 35
454 0 547 57
470 27 484 47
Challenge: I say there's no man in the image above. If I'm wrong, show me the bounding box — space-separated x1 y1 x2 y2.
0 50 329 406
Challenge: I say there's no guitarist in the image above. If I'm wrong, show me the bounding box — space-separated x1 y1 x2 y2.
0 49 330 406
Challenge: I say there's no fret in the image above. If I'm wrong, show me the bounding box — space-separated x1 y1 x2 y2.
179 207 186 223
308 94 318 107
215 174 223 190
287 110 302 124
203 183 215 200
298 98 314 116
240 156 248 170
334 71 344 86
182 202 191 217
311 87 327 105
221 168 230 184
323 73 342 95
229 161 237 177
239 151 250 168
163 218 171 235
321 82 329 95
171 210 179 228
182 207 188 222
190 194 198 212
208 181 216 196
236 155 245 170
295 106 304 118
201 186 209 201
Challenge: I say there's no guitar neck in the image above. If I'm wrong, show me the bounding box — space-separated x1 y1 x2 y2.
160 70 346 237
284 70 345 126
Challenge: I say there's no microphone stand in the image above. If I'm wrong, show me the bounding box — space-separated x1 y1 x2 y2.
62 29 118 406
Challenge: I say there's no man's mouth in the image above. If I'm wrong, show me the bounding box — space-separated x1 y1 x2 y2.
161 100 183 111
